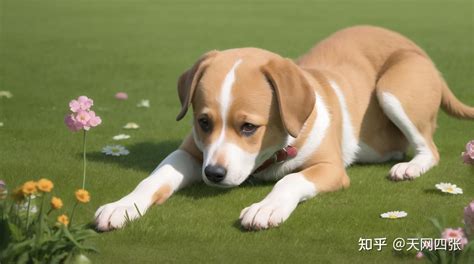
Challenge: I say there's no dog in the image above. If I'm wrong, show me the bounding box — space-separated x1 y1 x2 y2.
95 25 474 231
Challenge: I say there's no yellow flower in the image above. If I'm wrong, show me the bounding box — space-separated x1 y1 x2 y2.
11 187 25 202
37 178 54 192
75 189 90 203
57 214 69 226
51 196 63 209
22 181 37 195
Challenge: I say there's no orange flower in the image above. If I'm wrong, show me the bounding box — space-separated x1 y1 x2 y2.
51 196 63 209
75 189 90 203
22 181 37 195
57 214 69 226
37 178 54 192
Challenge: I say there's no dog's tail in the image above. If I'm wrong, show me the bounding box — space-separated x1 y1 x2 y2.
440 79 474 119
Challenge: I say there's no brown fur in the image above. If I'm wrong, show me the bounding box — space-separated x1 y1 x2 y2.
152 184 172 205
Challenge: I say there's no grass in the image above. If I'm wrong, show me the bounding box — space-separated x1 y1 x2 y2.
1 0 473 263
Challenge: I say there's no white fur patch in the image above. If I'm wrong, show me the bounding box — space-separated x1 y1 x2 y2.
204 59 242 167
378 92 436 180
254 93 330 181
240 173 316 230
356 141 404 163
328 80 360 166
95 150 201 231
203 142 257 187
199 59 259 187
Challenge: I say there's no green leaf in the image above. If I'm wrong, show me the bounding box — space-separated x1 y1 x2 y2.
0 219 11 250
50 251 71 264
16 251 30 264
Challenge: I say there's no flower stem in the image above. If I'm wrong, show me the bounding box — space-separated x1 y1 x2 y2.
69 201 79 227
25 196 31 231
36 194 45 247
82 130 87 189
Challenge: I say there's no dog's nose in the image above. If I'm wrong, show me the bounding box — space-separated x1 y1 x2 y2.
204 165 227 183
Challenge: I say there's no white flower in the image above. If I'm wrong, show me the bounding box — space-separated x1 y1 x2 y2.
136 99 150 108
0 91 13 99
102 145 130 156
15 203 38 214
0 122 3 127
435 182 463 194
380 211 407 219
123 122 139 129
113 134 131 141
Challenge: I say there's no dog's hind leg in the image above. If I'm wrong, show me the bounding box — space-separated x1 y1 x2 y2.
375 50 442 180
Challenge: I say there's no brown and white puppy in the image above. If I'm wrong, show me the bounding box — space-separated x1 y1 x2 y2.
95 25 474 231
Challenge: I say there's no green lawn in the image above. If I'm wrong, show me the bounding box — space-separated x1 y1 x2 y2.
1 0 473 263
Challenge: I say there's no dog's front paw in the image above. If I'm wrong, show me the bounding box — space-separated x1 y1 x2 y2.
95 200 147 231
389 162 423 181
239 198 297 230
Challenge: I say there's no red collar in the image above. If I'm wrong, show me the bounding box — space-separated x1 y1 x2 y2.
253 146 298 174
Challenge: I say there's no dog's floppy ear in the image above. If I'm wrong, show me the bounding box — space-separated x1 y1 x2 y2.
176 50 219 121
261 58 315 137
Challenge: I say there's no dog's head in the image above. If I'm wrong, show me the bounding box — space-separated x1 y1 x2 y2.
176 48 315 187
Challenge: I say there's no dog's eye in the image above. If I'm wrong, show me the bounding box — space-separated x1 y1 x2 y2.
198 117 212 133
241 123 258 136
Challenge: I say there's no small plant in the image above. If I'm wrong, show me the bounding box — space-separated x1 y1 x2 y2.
418 200 474 264
461 140 474 165
64 95 102 189
0 179 97 263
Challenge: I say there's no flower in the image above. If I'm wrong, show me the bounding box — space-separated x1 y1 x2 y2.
69 96 93 112
37 178 54 192
15 203 38 214
57 214 69 226
462 140 474 165
441 228 468 249
102 145 130 156
123 122 139 129
75 189 90 203
75 111 91 125
115 92 128 100
65 108 101 132
0 180 7 200
136 99 150 108
0 122 3 127
465 200 474 236
85 111 102 129
113 134 130 141
64 114 82 131
0 91 13 99
380 211 407 219
51 196 63 209
435 182 463 194
415 252 424 259
22 181 37 195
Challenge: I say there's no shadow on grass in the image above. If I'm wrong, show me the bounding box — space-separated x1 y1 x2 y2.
423 189 452 196
87 140 180 172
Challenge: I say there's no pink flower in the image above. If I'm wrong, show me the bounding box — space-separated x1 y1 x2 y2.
65 114 83 131
115 92 128 100
75 111 91 125
69 96 93 112
462 140 474 165
441 228 468 249
415 252 424 260
65 96 101 132
87 111 102 128
465 200 474 236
